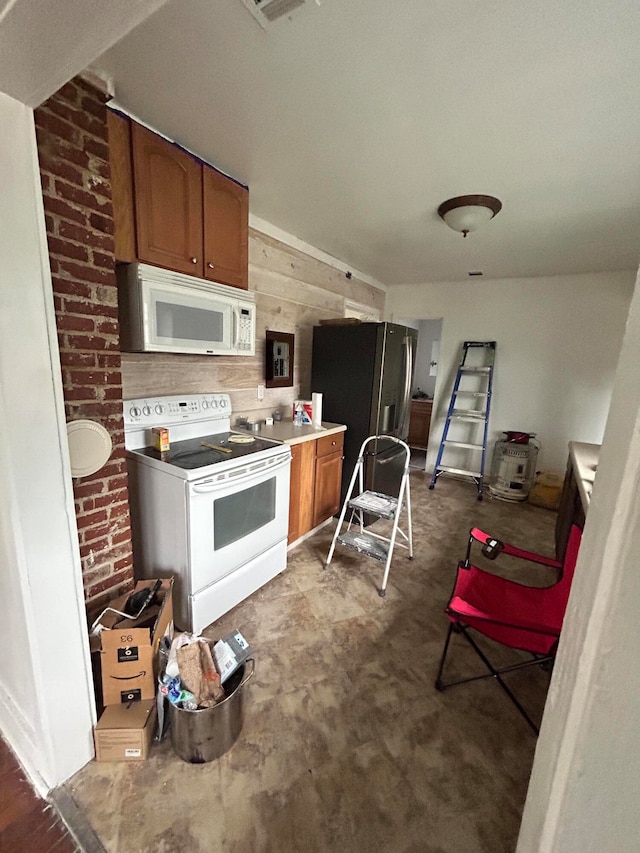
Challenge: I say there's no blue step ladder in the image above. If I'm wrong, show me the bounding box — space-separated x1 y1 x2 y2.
429 341 496 500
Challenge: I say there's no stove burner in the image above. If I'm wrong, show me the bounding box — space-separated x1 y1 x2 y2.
170 447 225 468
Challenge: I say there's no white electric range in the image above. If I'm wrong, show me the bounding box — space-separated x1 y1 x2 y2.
124 393 291 633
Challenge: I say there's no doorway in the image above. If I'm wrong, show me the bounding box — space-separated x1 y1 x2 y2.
395 317 443 471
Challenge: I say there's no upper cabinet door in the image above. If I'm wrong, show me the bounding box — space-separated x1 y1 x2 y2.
202 165 249 290
132 123 203 276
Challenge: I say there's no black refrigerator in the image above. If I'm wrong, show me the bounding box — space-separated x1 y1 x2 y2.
311 322 418 508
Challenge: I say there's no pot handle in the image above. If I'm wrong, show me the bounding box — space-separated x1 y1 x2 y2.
238 657 255 688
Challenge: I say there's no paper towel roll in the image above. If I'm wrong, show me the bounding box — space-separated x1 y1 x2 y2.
312 392 323 426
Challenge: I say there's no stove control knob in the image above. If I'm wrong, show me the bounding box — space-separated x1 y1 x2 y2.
142 405 152 416
212 398 220 408
202 400 209 410
130 406 141 418
155 404 165 415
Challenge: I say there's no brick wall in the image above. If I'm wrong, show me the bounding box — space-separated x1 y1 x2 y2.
34 77 134 608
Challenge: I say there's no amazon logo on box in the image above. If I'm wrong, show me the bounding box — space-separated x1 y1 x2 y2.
94 578 174 706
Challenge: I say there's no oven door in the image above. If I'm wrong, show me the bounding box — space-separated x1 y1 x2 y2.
187 450 291 592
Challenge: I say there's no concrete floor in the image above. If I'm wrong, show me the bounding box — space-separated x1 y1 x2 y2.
66 472 558 853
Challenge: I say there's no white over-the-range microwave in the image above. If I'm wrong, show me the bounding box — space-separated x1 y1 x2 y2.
117 263 256 356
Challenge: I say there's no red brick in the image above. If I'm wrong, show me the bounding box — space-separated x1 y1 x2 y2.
43 195 88 226
62 299 117 318
41 173 51 193
84 136 110 161
80 95 106 121
85 571 133 603
89 157 110 181
96 353 121 368
92 250 114 269
103 386 125 400
46 98 108 142
79 540 109 559
86 176 111 200
57 221 112 251
68 369 114 385
96 320 119 336
35 109 81 145
64 386 98 401
79 508 108 527
64 332 107 348
45 214 55 233
109 503 130 520
88 212 113 235
56 81 81 105
83 523 112 543
51 276 92 299
57 314 95 332
58 350 96 367
72 480 99 499
107 475 129 492
38 152 85 188
111 529 132 547
75 77 108 101
54 179 112 216
113 557 132 572
47 235 89 262
57 257 114 284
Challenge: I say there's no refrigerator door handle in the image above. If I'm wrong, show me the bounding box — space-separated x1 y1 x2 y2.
399 335 413 436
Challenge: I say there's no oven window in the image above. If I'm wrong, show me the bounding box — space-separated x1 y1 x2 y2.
213 477 276 550
156 301 224 343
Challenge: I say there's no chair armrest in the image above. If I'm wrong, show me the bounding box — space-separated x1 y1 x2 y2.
469 527 562 569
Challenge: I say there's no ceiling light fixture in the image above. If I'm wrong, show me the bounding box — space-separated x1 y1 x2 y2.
438 195 502 238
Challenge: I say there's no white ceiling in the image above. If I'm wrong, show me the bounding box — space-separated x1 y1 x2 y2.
94 1 640 284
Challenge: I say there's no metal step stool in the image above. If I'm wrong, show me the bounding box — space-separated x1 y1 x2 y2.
324 435 413 597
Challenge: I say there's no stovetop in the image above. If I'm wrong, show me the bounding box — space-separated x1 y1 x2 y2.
131 431 283 470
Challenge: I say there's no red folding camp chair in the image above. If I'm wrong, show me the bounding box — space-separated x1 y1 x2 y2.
434 524 582 733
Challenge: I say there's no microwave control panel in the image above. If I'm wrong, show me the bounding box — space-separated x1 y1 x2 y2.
237 307 254 351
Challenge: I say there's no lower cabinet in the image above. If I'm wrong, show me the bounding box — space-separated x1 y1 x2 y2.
407 399 433 449
288 432 344 545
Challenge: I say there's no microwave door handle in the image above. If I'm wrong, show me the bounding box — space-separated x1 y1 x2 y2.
232 307 239 349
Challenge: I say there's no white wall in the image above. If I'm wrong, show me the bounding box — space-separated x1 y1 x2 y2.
0 93 94 792
388 271 635 472
518 268 640 851
413 319 442 398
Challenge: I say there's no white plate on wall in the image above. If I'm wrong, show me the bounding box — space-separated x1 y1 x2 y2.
66 419 113 477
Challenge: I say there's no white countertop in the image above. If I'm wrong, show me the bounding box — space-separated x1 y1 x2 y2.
237 420 346 447
569 441 600 512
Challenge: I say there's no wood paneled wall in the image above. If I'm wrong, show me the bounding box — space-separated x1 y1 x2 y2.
120 230 386 423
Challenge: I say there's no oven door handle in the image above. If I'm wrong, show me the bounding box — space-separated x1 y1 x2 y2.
189 453 291 494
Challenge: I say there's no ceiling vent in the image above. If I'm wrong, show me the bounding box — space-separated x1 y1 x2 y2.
239 0 306 28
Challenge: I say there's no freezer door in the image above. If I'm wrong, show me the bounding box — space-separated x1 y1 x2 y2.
365 437 406 499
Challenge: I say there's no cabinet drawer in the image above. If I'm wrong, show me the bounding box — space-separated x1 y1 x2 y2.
316 432 344 458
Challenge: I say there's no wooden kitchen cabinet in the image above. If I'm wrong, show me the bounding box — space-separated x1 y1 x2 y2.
202 166 249 289
313 433 344 528
407 399 433 449
131 122 203 276
111 115 249 289
288 431 344 545
288 440 316 544
555 455 586 561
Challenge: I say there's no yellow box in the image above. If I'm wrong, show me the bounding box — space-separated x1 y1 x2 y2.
152 426 170 452
528 472 565 510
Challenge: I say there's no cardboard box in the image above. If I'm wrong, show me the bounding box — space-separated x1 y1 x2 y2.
92 578 174 706
528 472 565 510
94 699 157 762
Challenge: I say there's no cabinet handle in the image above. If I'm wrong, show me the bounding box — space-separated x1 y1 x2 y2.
191 257 198 264
207 263 215 269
